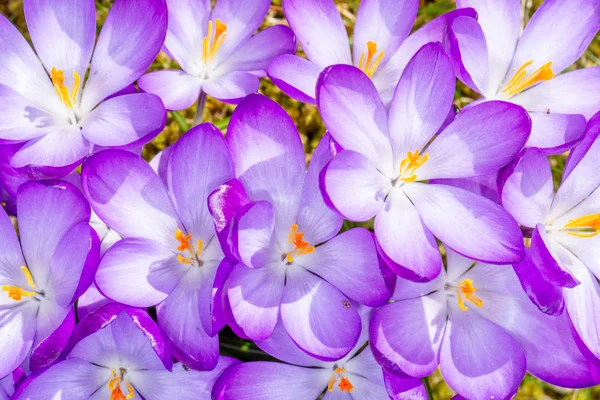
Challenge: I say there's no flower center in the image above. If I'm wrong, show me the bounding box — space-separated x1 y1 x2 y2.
202 19 227 65
358 41 384 78
108 368 134 400
456 278 483 311
175 229 204 266
502 60 555 97
563 213 600 238
327 367 354 393
50 67 80 109
1 265 39 302
283 224 315 264
398 150 429 183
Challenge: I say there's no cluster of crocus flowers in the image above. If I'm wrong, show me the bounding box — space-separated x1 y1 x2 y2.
2 0 600 399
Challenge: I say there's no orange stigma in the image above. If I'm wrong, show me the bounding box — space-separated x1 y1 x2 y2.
50 67 80 108
327 367 354 393
285 224 315 263
502 60 555 97
457 279 483 311
109 369 135 400
358 41 384 78
175 229 203 265
1 266 38 301
399 150 429 183
564 213 600 238
202 19 227 63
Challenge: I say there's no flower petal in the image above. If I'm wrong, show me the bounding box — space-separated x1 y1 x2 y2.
0 84 54 142
268 55 322 103
30 307 75 371
384 372 427 400
0 205 26 283
528 112 586 155
0 305 37 379
139 70 203 111
405 183 525 264
202 71 260 104
230 201 275 269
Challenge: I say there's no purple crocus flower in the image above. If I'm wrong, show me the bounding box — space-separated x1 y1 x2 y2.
0 180 98 379
138 0 296 115
208 94 390 361
448 0 600 154
214 309 426 399
318 42 530 281
15 304 239 400
0 0 168 179
268 0 475 105
81 123 236 371
500 111 600 362
371 248 600 400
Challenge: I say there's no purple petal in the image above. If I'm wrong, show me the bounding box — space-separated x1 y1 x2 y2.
230 201 275 269
29 308 75 371
81 149 180 244
283 0 350 67
76 284 112 321
384 372 427 400
0 305 37 379
431 173 500 204
281 267 361 361
0 85 54 142
370 294 446 377
71 227 101 302
268 55 321 103
375 189 443 282
81 93 166 147
202 71 260 104
528 112 586 155
405 183 525 264
417 101 531 180
24 0 95 80
389 43 455 164
317 65 393 175
320 150 391 221
531 225 579 288
226 263 284 340
563 110 600 180
352 0 418 66
0 203 26 279
138 70 202 111
80 0 167 112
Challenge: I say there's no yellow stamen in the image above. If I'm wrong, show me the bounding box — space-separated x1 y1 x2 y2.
177 254 195 265
339 377 354 392
285 223 315 263
109 369 135 400
1 265 38 301
399 150 429 183
358 41 384 78
327 367 354 393
197 240 203 259
175 229 193 252
456 279 483 311
50 67 80 108
564 213 600 238
202 19 227 63
175 230 204 265
502 60 555 97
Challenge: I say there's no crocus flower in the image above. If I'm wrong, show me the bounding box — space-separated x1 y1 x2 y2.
449 0 600 154
0 180 98 378
500 111 600 362
81 123 236 371
214 309 426 399
370 248 600 400
15 304 239 400
0 0 168 179
138 0 296 113
268 0 475 105
318 42 530 281
208 94 390 361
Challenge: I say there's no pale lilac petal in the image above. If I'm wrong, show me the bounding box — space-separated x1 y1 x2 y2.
0 85 54 142
0 205 26 283
283 0 351 67
528 112 586 155
511 0 600 74
320 150 391 221
370 292 447 377
81 149 180 244
81 0 167 112
24 0 95 80
416 101 531 181
139 70 203 111
384 372 427 400
230 201 275 269
226 263 284 340
30 307 75 371
317 65 393 175
531 225 578 288
375 189 442 282
431 173 500 203
564 111 600 181
352 0 418 65
76 284 112 321
202 71 260 104
389 43 455 164
268 55 321 103
0 305 37 379
405 183 524 264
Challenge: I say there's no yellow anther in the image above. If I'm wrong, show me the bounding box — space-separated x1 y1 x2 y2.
1 265 38 302
358 41 385 78
456 279 483 311
175 230 204 265
109 369 135 400
21 265 36 288
399 150 429 183
50 67 80 108
175 229 193 252
564 213 600 238
177 254 195 265
202 19 227 63
285 224 315 263
197 240 203 259
327 367 354 393
502 60 555 97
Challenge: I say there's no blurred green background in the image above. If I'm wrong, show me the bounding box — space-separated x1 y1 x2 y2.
3 0 600 398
